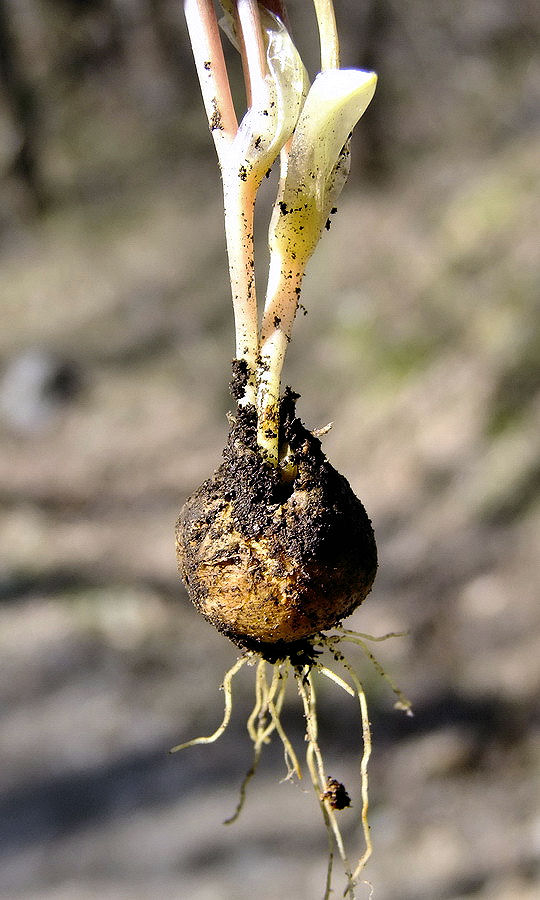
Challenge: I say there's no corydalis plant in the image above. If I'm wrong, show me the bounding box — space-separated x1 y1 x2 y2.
175 3 406 898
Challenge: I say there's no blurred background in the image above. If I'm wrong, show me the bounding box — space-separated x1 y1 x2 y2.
0 0 539 897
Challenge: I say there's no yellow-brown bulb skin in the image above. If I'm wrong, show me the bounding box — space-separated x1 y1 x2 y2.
176 397 377 657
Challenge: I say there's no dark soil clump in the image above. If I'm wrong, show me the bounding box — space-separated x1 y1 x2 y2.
176 389 377 656
229 358 249 402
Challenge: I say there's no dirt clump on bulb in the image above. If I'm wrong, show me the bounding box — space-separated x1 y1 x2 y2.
176 387 377 661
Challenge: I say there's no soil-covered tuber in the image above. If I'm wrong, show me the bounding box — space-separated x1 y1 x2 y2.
176 390 377 659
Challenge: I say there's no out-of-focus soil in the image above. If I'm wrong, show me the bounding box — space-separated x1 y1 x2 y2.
0 2 539 898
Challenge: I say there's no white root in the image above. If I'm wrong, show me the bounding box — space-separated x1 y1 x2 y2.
170 655 248 752
333 627 413 716
296 667 354 899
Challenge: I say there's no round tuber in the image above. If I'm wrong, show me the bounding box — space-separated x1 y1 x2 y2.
176 390 377 660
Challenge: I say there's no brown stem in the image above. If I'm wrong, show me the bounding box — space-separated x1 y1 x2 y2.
236 0 267 107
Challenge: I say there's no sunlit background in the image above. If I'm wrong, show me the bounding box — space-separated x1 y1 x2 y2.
1 1 539 898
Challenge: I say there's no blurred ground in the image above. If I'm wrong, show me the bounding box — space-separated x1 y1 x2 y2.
1 1 539 898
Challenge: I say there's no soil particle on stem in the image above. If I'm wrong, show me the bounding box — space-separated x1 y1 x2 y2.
229 358 249 401
176 385 377 659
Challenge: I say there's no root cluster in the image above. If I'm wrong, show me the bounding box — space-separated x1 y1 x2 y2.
171 627 412 900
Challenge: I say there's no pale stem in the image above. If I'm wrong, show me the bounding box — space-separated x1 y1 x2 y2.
257 251 305 463
313 0 340 70
223 174 259 405
186 0 270 407
184 0 237 156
